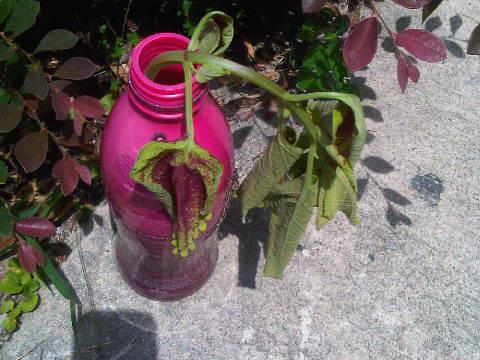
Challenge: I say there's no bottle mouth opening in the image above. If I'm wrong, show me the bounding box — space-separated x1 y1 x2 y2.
129 33 205 118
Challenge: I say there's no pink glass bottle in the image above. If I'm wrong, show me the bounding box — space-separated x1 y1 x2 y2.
100 33 233 300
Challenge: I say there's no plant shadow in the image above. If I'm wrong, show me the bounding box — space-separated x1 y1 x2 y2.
218 199 270 289
73 310 157 359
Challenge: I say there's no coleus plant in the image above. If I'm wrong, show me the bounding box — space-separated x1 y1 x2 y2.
132 11 365 279
303 0 449 92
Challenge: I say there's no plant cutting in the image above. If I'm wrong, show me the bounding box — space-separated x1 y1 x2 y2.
116 10 365 285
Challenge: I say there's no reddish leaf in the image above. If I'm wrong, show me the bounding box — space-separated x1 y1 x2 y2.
54 57 97 80
74 96 105 118
302 0 327 14
395 29 447 62
18 241 44 273
407 64 420 83
16 217 56 238
74 161 91 186
52 158 78 196
392 0 433 8
14 130 48 173
467 24 480 55
0 236 15 250
51 90 72 121
397 55 409 93
24 98 39 120
73 110 85 136
343 17 380 72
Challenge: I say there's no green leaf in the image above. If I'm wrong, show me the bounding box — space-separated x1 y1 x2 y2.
38 186 62 218
0 159 8 184
0 41 14 62
25 278 40 292
317 164 359 229
2 316 16 332
0 0 12 23
263 176 318 279
33 29 78 54
0 197 13 237
188 11 234 56
18 292 38 312
195 63 227 83
239 126 304 220
22 65 49 100
15 203 40 219
0 272 23 294
4 0 40 36
422 0 444 23
1 299 14 313
19 271 31 285
0 103 23 133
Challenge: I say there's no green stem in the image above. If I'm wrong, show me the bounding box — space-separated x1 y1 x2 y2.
183 63 195 152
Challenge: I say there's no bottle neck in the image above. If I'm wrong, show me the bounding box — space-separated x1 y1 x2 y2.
129 33 207 120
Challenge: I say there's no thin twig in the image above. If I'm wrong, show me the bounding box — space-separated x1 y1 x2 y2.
121 0 134 40
15 339 46 360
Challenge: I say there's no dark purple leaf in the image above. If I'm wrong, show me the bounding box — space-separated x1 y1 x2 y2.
22 65 49 100
397 55 409 93
302 0 327 14
395 29 447 62
18 241 44 273
343 17 380 72
0 104 23 133
52 158 78 196
51 90 72 121
16 217 56 238
467 24 480 55
25 98 39 120
74 161 91 186
14 130 48 173
392 0 433 9
74 96 105 118
54 57 96 80
49 80 72 91
407 63 420 83
73 111 85 136
33 29 79 54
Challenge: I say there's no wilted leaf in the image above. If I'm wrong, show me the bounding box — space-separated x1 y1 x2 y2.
0 103 23 133
131 140 224 255
0 198 13 237
18 241 44 273
14 130 48 173
73 95 105 118
4 0 40 35
54 57 96 80
343 17 379 72
51 90 71 120
195 63 226 83
397 55 409 93
52 158 78 196
467 24 480 55
22 65 48 100
422 0 444 23
0 41 14 61
395 29 447 62
263 177 318 279
239 126 304 220
33 29 78 54
302 0 327 13
0 0 12 23
0 160 7 184
392 0 433 9
15 217 56 238
188 11 233 56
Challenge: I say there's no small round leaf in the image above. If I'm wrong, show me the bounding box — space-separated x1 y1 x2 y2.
4 0 40 35
22 65 49 100
54 57 97 80
0 104 23 133
14 130 48 173
33 29 79 54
